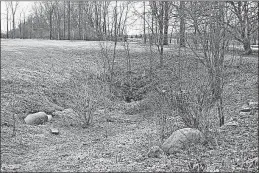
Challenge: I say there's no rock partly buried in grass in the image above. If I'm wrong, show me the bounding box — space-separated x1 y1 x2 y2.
240 104 251 112
147 146 164 158
24 112 48 125
161 128 205 155
222 121 239 127
50 128 59 135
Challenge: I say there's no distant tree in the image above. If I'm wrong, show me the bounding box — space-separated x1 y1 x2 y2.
43 1 55 40
19 11 22 38
5 2 9 39
63 1 66 39
226 1 258 54
150 1 165 66
68 1 71 40
163 1 169 45
179 1 185 47
8 1 19 38
143 1 146 44
22 9 26 39
78 1 82 40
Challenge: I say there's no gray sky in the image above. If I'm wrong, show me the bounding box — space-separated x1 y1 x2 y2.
1 1 33 32
1 1 143 35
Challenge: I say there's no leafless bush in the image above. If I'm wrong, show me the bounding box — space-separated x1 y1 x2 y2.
63 69 110 127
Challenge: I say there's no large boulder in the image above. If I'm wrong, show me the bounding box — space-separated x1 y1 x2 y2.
161 128 205 154
24 112 48 125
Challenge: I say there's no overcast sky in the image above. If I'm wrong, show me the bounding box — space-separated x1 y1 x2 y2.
1 1 33 32
1 1 144 35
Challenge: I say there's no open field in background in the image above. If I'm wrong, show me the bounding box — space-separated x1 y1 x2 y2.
1 39 258 172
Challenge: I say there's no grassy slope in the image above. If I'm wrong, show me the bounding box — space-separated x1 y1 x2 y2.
1 39 258 172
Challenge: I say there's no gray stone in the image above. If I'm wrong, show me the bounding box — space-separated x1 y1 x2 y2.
47 114 52 121
239 111 250 116
24 112 48 125
50 128 59 135
224 121 239 126
161 128 205 154
240 104 251 112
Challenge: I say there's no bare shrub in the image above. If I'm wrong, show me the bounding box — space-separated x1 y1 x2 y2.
144 56 221 145
61 69 110 127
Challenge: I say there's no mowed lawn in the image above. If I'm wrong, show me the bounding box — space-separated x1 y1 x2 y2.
1 39 258 172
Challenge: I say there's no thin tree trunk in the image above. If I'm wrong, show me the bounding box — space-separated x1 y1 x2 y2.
10 21 12 37
95 2 99 33
163 1 169 45
143 1 146 44
242 2 252 54
110 1 118 93
30 17 33 39
79 1 82 40
159 2 164 67
58 12 61 40
151 7 154 41
68 1 70 40
23 14 25 39
63 1 66 39
7 11 9 38
179 1 185 47
13 15 15 38
50 12 52 40
19 20 21 38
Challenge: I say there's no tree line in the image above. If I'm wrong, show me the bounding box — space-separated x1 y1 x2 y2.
2 1 258 54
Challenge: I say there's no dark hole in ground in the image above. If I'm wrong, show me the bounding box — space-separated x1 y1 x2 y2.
113 73 152 103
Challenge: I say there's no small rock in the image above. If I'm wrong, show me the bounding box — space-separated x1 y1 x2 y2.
224 121 239 126
50 128 59 135
47 114 52 121
240 105 251 112
147 146 164 158
239 111 250 116
24 112 48 125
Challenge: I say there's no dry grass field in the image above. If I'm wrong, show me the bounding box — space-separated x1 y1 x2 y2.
1 39 258 172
